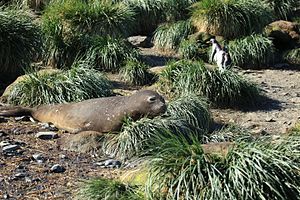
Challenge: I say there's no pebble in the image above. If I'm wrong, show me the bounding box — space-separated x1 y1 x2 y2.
2 144 20 152
265 117 276 122
0 141 10 147
39 123 59 131
36 132 58 140
50 164 66 173
96 159 122 168
32 153 44 163
15 116 31 122
0 131 7 137
12 172 26 180
0 117 8 123
59 154 67 159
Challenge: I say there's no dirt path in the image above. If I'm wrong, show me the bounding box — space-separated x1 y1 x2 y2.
212 69 300 134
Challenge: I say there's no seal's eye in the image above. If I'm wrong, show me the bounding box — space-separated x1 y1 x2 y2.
147 96 156 103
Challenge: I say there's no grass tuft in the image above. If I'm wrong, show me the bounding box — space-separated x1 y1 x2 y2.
41 0 135 68
191 0 274 39
178 39 200 59
76 178 143 200
284 48 300 65
5 60 112 106
119 59 155 86
86 36 139 72
228 34 276 68
146 133 300 199
153 20 194 50
0 8 43 81
159 59 261 108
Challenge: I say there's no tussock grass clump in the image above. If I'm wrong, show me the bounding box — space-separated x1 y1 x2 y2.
6 60 112 106
146 134 300 199
76 178 143 200
153 20 194 50
159 59 261 107
42 0 135 68
123 0 196 35
166 94 211 132
87 36 139 72
0 9 43 80
103 94 210 159
191 0 273 39
265 0 299 20
178 39 200 59
119 59 155 86
228 34 276 68
284 48 300 65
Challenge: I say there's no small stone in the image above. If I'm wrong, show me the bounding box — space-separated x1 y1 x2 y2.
0 141 10 147
2 144 20 152
32 154 44 163
29 117 37 123
265 117 276 122
50 164 66 173
36 132 58 140
12 172 26 180
59 154 67 159
15 116 31 122
127 36 150 47
0 117 8 123
0 131 7 137
3 194 9 199
39 123 59 131
96 159 122 168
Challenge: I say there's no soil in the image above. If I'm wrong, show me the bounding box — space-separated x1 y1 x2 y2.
0 46 300 199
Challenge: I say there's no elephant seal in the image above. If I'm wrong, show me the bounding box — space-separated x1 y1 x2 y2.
0 90 167 133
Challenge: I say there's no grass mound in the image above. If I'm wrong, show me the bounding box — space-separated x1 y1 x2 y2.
178 39 200 59
266 0 299 20
103 93 210 160
42 0 135 68
153 20 194 50
5 60 112 106
284 48 300 65
146 134 300 199
159 59 261 107
191 0 273 39
76 178 143 200
0 9 43 81
119 59 155 86
87 36 139 72
228 34 276 68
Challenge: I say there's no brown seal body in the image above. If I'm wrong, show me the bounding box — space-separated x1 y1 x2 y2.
0 90 167 133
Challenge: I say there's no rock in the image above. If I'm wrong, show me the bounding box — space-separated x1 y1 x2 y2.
0 117 8 123
251 128 268 136
59 154 67 159
0 131 8 137
265 20 300 49
2 144 20 152
96 159 122 168
14 116 31 122
32 154 44 163
273 63 289 69
12 172 26 180
39 123 59 131
61 131 104 153
0 141 10 147
36 132 58 140
265 117 276 122
127 36 151 48
50 164 66 173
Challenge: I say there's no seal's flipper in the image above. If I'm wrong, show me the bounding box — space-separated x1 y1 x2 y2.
0 106 32 117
